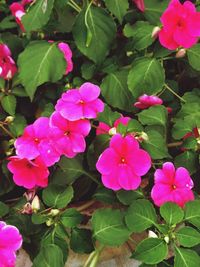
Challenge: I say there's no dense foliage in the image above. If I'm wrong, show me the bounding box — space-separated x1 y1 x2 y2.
0 0 200 266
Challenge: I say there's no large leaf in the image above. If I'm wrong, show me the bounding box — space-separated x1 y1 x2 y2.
32 244 64 267
128 58 165 98
160 202 184 226
1 95 16 116
174 247 200 267
104 0 129 24
42 185 73 208
187 44 200 71
184 200 200 229
174 151 198 175
101 70 134 111
176 227 200 248
22 0 55 32
172 119 195 140
18 41 66 100
125 199 157 232
73 5 116 64
91 208 130 246
144 0 169 24
138 105 167 127
132 238 168 264
124 22 154 51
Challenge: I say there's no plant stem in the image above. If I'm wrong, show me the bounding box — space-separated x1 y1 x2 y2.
76 199 96 212
164 83 186 103
67 1 81 12
70 0 82 11
0 123 15 138
167 141 183 147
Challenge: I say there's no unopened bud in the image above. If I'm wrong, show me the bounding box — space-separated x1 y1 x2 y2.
21 203 32 214
49 209 60 217
31 195 40 212
46 218 54 226
151 26 161 39
109 127 117 136
164 236 170 244
148 230 158 238
176 48 186 58
136 131 149 142
24 189 36 201
4 116 14 123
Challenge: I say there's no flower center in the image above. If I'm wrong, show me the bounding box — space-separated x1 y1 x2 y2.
64 131 70 136
26 162 33 169
79 100 84 104
120 157 126 164
34 138 39 143
171 184 177 190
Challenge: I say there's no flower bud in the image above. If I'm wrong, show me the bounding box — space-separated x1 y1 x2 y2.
175 48 186 58
21 203 32 214
49 209 60 217
108 127 117 136
4 116 14 123
164 235 170 244
151 26 161 39
46 218 54 226
148 230 158 238
31 195 40 212
24 189 36 201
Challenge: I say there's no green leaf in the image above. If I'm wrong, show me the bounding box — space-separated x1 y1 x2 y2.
104 0 129 24
174 247 200 267
18 41 66 100
42 185 73 208
176 227 200 248
125 199 157 232
60 208 83 228
81 61 96 80
132 238 168 264
174 151 198 175
124 22 154 51
32 244 64 267
97 105 120 126
172 119 195 140
138 106 167 127
187 44 200 71
116 190 144 205
101 70 134 111
0 202 9 217
142 130 169 159
73 6 116 64
144 0 169 24
126 119 144 133
1 95 16 116
92 208 130 246
184 200 200 229
128 58 165 98
22 0 55 32
31 213 47 225
8 114 27 137
70 228 94 254
160 202 184 225
93 187 116 204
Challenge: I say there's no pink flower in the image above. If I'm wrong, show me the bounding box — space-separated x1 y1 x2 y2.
10 3 25 31
49 111 91 158
159 0 200 50
151 162 194 207
14 117 60 167
0 44 17 80
58 42 73 75
55 82 104 121
133 0 145 12
96 116 130 135
134 94 163 109
0 221 22 267
7 156 49 189
96 133 151 190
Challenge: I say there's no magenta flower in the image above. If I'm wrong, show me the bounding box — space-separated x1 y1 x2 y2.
96 134 151 190
134 94 163 109
55 82 104 121
96 116 130 135
0 221 22 267
10 3 25 31
7 156 49 189
58 42 73 75
151 162 194 207
14 117 60 167
0 44 17 80
50 111 91 158
133 0 145 12
159 0 200 50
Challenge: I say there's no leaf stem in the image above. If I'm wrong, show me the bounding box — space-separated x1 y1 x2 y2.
164 83 186 103
67 1 81 12
70 0 82 11
167 141 183 148
0 123 15 138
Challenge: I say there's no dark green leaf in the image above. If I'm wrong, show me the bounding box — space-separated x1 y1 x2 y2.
0 202 9 217
104 0 129 23
70 228 94 253
187 44 200 71
138 106 167 127
184 200 200 229
117 190 144 205
174 151 198 175
1 95 16 116
60 208 83 228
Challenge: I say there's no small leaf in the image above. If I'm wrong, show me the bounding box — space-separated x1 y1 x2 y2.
60 208 83 228
1 95 16 116
93 187 116 204
117 190 144 205
132 238 168 264
184 200 200 229
176 227 200 248
31 213 47 225
104 0 129 24
174 247 200 267
160 202 184 226
174 151 198 175
8 114 27 137
92 208 130 246
125 199 157 232
42 185 73 208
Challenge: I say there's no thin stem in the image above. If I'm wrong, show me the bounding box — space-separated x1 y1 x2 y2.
70 0 82 11
164 83 186 103
67 1 81 12
0 124 15 138
76 200 96 212
167 141 183 148
82 170 101 185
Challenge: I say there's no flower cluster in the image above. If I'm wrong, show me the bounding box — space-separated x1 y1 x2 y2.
0 221 22 267
8 82 104 189
0 44 17 80
159 0 200 50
